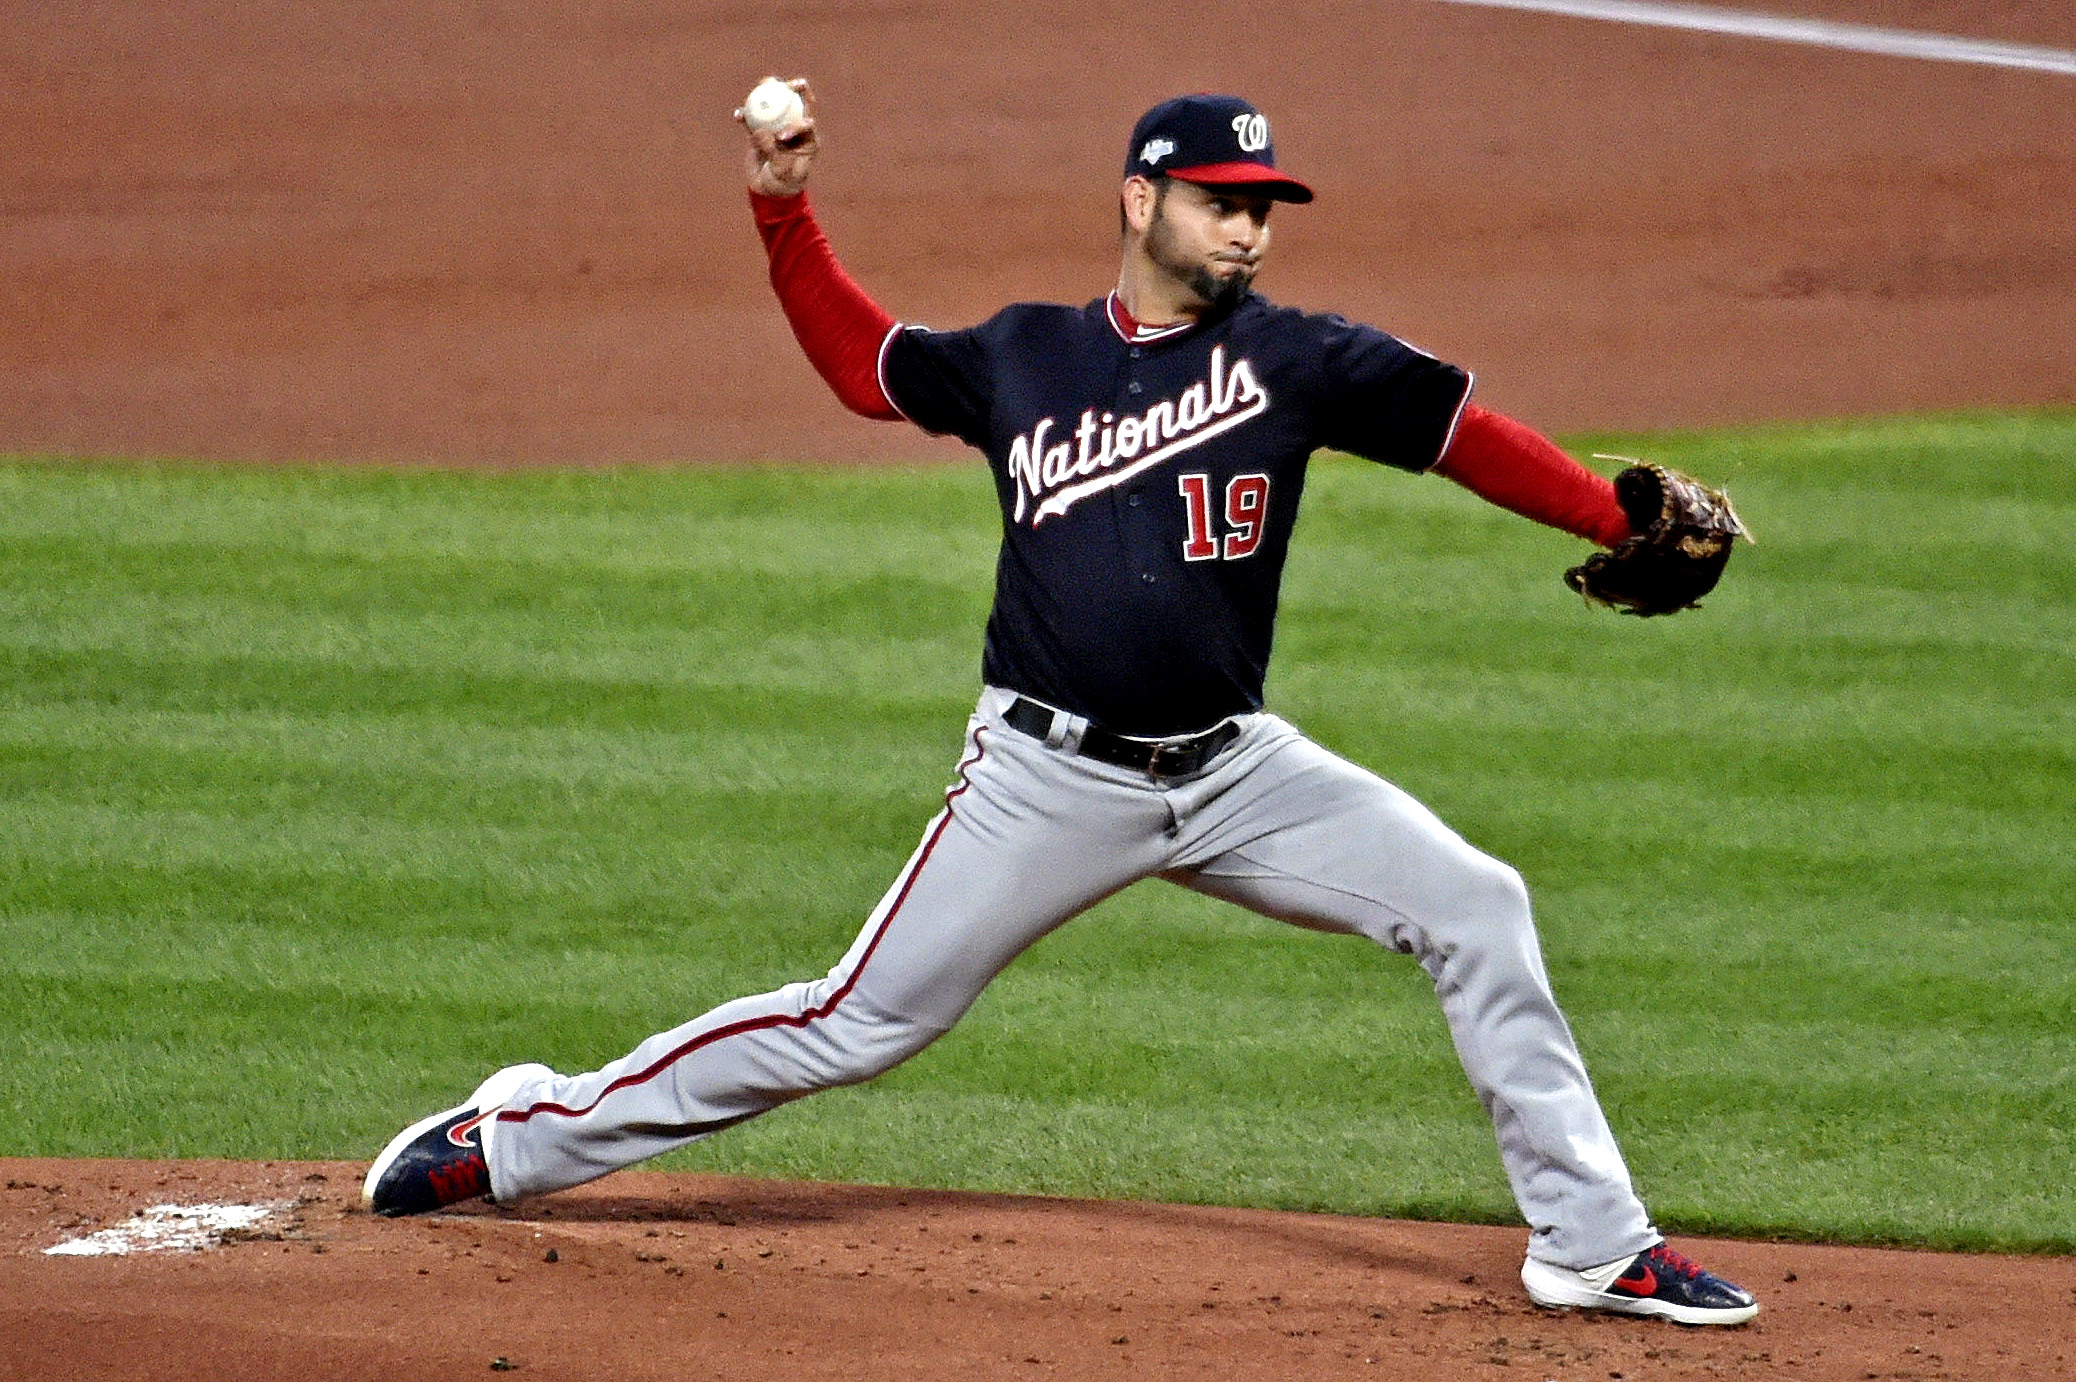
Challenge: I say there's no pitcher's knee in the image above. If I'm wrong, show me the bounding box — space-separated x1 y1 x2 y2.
1463 854 1533 925
1414 852 1535 955
796 1001 949 1089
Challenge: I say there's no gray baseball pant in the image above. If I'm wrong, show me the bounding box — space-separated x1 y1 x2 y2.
481 687 1658 1269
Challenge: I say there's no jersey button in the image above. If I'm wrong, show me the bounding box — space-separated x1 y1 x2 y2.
1129 347 1143 359
1126 381 1143 395
1140 572 1157 584
1126 492 1142 507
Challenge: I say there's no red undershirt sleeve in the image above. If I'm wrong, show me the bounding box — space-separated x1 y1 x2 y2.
1432 403 1632 549
749 190 902 422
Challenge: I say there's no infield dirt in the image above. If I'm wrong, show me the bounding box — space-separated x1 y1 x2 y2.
6 1159 2074 1382
4 0 2073 466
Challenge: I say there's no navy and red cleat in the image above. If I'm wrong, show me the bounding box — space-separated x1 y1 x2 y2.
362 1064 551 1218
1521 1241 1759 1325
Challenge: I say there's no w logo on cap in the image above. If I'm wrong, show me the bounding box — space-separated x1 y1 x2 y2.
1124 94 1313 203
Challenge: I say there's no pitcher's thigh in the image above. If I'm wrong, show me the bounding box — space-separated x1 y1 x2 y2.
834 815 1118 1033
1180 743 1531 951
831 728 1174 1034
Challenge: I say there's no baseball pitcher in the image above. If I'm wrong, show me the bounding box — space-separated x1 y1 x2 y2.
365 85 1755 1326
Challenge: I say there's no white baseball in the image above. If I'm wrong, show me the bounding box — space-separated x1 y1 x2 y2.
740 78 806 135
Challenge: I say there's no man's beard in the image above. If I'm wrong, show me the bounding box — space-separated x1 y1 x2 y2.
1145 208 1256 311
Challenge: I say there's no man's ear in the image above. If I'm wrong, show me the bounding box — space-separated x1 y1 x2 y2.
1121 176 1160 236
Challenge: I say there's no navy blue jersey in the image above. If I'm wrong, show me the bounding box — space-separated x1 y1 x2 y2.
882 291 1471 737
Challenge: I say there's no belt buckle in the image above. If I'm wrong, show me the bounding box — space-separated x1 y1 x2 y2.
1145 735 1201 777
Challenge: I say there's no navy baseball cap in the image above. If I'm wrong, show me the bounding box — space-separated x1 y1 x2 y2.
1125 94 1313 203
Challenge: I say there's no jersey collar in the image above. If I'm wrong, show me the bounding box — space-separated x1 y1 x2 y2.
1105 292 1198 345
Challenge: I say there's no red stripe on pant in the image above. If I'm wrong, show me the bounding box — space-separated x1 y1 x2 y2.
496 730 990 1128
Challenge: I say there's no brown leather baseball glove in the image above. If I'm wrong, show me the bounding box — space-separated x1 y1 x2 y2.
1565 461 1748 616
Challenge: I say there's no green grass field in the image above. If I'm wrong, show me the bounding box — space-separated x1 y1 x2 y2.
2 410 2070 1252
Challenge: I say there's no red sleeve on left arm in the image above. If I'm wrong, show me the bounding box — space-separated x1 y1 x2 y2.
1433 404 1631 548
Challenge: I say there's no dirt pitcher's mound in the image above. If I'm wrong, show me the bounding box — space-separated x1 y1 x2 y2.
6 1 2075 467
1 1159 2068 1381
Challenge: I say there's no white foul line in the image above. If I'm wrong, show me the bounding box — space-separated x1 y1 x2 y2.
1425 0 2076 75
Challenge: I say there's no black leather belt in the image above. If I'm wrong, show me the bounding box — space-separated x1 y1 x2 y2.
1004 696 1240 777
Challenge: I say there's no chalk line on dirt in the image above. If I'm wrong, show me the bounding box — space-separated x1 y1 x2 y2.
1425 0 2076 75
43 1200 295 1256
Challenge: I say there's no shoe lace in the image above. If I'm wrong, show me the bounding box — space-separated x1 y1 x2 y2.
1646 1244 1707 1281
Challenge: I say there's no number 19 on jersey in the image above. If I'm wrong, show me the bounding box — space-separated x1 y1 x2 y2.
1179 472 1270 561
